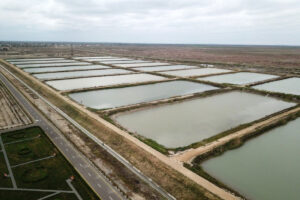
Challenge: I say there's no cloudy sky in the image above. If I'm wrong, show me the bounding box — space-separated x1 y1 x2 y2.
0 0 299 45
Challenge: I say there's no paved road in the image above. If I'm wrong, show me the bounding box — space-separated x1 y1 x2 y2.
1 65 176 200
0 70 124 200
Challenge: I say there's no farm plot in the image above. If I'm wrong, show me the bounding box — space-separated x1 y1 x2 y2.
0 127 98 200
0 81 31 130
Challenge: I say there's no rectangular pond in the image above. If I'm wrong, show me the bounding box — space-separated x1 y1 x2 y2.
85 58 132 62
69 80 218 109
34 69 132 80
198 72 278 85
24 65 110 73
17 62 91 68
73 56 114 60
113 91 295 148
134 65 197 72
100 60 149 64
201 117 300 200
159 68 232 77
46 73 167 91
253 77 300 96
6 58 64 62
114 62 170 68
9 59 77 65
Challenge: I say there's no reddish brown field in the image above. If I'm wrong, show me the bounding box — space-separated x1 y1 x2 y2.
1 43 300 75
83 44 300 75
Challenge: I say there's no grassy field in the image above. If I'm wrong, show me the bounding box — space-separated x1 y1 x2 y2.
0 127 99 200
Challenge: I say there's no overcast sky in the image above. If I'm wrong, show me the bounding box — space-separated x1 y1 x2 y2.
0 0 300 45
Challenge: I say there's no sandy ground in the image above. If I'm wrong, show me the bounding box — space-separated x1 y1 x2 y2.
173 106 300 163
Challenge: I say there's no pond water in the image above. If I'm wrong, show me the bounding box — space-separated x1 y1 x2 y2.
24 65 110 73
73 56 114 60
202 118 300 200
9 59 76 65
113 91 295 148
17 62 91 68
84 58 132 62
34 69 131 80
100 60 149 64
253 77 300 96
198 72 278 85
46 73 167 91
159 68 232 77
69 80 218 109
6 58 64 62
134 65 197 72
114 62 170 68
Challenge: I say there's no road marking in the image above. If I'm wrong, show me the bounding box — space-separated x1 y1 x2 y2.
109 196 114 200
88 173 92 177
97 184 102 188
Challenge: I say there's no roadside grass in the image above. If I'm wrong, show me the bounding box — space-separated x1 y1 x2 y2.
1 127 40 143
47 193 78 199
0 153 12 187
1 127 99 200
4 130 53 166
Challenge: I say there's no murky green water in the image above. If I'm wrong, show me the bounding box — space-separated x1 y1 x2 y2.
198 72 278 85
134 65 197 72
113 91 295 148
46 73 166 91
24 65 110 73
253 77 300 95
34 69 131 80
159 68 232 77
202 118 300 200
17 62 91 68
69 81 217 109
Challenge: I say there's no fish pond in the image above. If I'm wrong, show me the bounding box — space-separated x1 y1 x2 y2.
46 73 166 91
253 77 300 96
198 72 278 85
202 117 300 200
69 80 218 109
113 91 295 148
